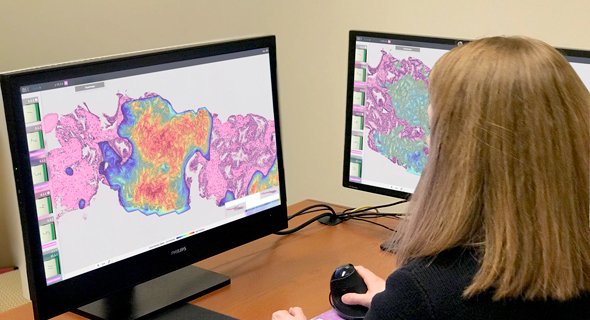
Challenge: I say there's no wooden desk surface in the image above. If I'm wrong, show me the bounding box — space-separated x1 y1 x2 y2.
1 200 399 320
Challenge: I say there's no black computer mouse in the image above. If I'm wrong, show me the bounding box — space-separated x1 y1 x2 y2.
329 264 369 320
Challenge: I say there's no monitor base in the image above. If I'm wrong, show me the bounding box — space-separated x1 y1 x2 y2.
318 215 345 226
146 303 239 320
73 265 233 320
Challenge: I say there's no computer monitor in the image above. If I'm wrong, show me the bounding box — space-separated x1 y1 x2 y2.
343 31 458 199
0 36 287 320
343 30 590 200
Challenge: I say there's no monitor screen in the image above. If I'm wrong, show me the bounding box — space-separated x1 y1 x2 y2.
343 31 458 199
564 53 590 93
343 30 590 199
1 36 287 319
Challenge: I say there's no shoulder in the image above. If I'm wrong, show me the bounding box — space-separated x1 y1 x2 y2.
365 248 479 320
365 265 435 320
368 248 590 320
406 247 479 295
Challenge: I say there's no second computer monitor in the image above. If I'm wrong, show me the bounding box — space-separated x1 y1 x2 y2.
343 31 457 199
343 30 590 200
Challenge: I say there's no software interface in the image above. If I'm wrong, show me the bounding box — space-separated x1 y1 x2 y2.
347 36 590 195
348 36 453 194
20 49 281 286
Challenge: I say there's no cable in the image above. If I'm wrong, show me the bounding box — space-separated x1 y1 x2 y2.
345 212 404 219
273 204 339 235
274 212 333 235
341 199 407 215
287 204 337 220
348 205 380 213
274 199 408 235
349 217 397 232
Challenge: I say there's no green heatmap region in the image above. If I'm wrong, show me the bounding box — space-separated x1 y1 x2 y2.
248 158 279 195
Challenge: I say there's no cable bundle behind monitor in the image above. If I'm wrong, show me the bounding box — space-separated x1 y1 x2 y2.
273 199 407 235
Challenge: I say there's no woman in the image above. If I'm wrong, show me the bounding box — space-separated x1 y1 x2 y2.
273 36 590 319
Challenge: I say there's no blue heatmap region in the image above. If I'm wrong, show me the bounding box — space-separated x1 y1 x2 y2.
373 130 426 176
219 190 236 207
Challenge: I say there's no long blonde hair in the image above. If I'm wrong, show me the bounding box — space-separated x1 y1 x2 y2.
395 36 590 301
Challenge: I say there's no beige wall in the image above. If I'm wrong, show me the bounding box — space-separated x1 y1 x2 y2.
1 0 589 269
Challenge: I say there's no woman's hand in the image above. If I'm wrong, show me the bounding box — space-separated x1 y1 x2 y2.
272 307 308 320
341 266 386 308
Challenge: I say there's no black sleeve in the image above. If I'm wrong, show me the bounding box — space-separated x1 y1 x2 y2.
364 269 435 320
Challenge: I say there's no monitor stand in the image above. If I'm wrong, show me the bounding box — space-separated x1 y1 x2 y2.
73 265 236 320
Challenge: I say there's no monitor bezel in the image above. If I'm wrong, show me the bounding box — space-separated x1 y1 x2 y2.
1 36 288 320
560 47 590 61
342 30 461 200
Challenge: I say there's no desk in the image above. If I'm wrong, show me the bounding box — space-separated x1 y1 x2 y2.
0 200 399 320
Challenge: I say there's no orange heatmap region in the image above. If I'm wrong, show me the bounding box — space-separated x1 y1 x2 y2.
101 95 212 216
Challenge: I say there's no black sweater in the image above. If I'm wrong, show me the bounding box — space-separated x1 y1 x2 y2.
365 248 590 320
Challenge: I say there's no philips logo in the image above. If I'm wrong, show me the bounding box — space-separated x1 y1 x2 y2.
171 247 186 255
